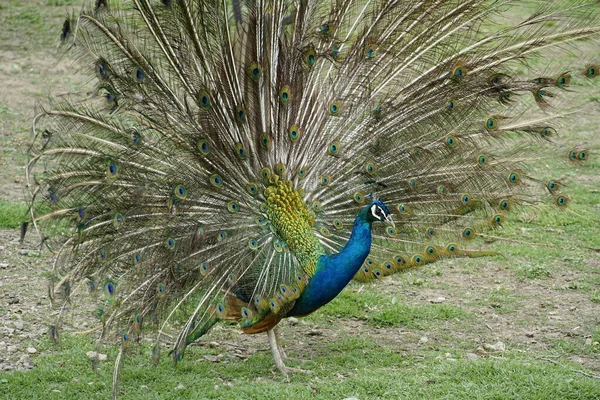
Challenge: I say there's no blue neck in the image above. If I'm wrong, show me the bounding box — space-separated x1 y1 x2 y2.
287 207 373 316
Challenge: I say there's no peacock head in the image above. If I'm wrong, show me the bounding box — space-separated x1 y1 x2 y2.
366 199 394 227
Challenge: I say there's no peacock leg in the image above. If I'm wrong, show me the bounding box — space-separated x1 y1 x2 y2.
267 328 311 378
273 326 287 360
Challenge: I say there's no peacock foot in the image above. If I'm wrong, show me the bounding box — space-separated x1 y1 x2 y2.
267 328 312 380
271 363 313 381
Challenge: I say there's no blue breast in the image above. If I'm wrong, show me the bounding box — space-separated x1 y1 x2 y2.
287 216 372 316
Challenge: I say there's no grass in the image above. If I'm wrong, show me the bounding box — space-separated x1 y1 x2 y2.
304 289 469 329
0 200 29 229
3 274 599 399
1 334 599 400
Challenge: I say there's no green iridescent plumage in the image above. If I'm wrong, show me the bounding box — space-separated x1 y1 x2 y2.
25 0 599 397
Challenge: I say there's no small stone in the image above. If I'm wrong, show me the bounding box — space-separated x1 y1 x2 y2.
26 347 37 354
52 390 61 393
7 345 17 353
140 385 149 390
203 355 219 362
18 354 31 368
483 342 505 352
585 338 593 346
429 297 446 304
6 328 15 335
175 384 185 390
525 332 535 338
418 336 429 345
18 249 40 256
444 352 452 358
465 353 478 361
0 264 9 269
342 398 360 400
97 353 108 361
7 297 19 305
287 317 299 326
86 351 98 360
307 329 323 336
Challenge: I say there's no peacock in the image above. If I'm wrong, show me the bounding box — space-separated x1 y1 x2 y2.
26 0 598 396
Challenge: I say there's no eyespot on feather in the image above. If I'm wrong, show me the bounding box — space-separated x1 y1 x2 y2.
327 141 340 156
173 184 187 200
507 172 520 184
106 160 119 179
320 175 332 186
209 173 224 187
235 143 248 160
198 90 211 109
197 138 210 155
353 191 366 204
304 46 317 66
461 227 475 240
248 62 262 80
227 201 240 213
328 101 341 115
555 73 571 88
445 136 457 148
235 105 246 122
452 65 467 79
259 133 271 150
279 85 291 104
555 195 569 207
365 161 377 176
288 124 301 142
113 213 124 229
485 116 498 131
585 65 598 78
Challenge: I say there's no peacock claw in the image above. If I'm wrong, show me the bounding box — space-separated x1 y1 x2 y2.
272 364 312 380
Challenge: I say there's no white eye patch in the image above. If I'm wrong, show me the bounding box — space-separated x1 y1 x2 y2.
371 204 382 220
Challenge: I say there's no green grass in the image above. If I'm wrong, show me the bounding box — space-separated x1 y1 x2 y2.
305 289 469 329
0 200 29 229
1 335 599 400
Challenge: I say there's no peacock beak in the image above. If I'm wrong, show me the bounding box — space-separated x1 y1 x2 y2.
385 214 395 228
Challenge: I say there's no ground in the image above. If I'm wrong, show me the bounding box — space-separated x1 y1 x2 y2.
0 1 599 399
